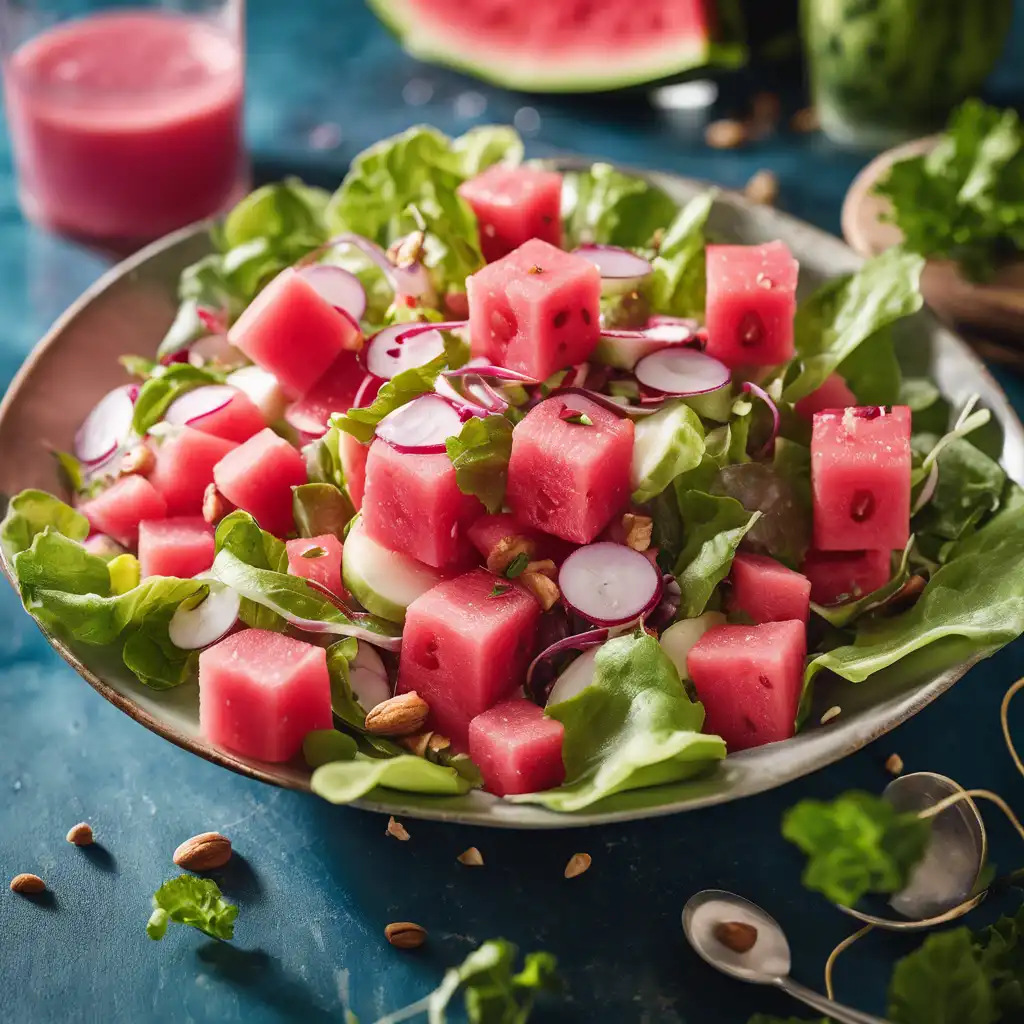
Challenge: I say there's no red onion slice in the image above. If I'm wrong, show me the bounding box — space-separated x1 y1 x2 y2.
314 233 432 299
297 264 367 322
375 393 464 453
548 386 632 420
197 307 228 334
168 585 240 650
464 375 509 414
164 385 236 427
525 628 609 700
74 385 137 465
741 381 781 458
443 364 537 383
365 323 451 380
574 244 652 284
634 348 731 397
434 374 491 418
558 542 663 627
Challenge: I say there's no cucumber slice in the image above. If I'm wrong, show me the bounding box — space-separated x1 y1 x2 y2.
683 384 734 423
343 518 444 623
630 400 705 504
546 646 600 707
660 612 726 680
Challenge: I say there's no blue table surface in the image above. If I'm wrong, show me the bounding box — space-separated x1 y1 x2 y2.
3 3 1024 1022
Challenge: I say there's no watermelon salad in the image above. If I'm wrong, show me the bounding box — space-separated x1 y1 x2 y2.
4 124 1024 815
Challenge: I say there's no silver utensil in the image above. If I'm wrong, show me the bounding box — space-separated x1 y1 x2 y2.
682 890 890 1024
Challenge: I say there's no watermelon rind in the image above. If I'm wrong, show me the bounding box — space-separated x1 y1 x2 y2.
368 0 745 93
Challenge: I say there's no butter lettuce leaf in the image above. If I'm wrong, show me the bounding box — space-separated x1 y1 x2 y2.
445 414 514 514
132 363 227 435
1 489 90 560
311 752 473 804
647 190 716 319
630 401 705 504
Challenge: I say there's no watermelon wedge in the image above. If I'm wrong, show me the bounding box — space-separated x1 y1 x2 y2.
730 553 811 625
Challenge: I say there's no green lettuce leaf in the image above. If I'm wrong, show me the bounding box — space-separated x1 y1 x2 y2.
302 728 359 769
310 752 472 804
512 631 726 812
452 126 524 177
445 415 514 514
1 489 90 560
303 425 350 493
838 328 902 406
647 191 716 319
213 510 289 631
974 902 1024 1018
132 364 227 435
782 791 931 907
783 249 925 402
630 401 705 504
147 876 238 942
292 483 355 540
901 377 951 434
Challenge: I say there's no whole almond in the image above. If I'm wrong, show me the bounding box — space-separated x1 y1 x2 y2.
121 444 154 476
385 921 427 949
173 832 232 871
364 693 429 737
10 873 45 894
457 847 484 867
564 853 592 879
66 822 94 846
714 920 758 953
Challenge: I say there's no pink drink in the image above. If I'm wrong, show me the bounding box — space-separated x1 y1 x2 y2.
4 10 244 244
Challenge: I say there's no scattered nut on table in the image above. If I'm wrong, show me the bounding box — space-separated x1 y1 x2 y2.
457 847 484 867
66 822 94 846
173 832 232 871
10 873 46 895
385 921 427 949
564 853 592 879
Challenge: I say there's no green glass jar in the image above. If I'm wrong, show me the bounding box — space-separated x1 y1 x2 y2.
801 0 1014 148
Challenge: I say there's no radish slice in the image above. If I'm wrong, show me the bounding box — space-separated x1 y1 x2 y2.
574 245 652 294
164 385 235 427
558 542 663 626
634 348 731 397
647 314 699 330
298 264 367 322
464 375 508 414
741 381 781 457
525 627 609 700
365 323 447 380
600 324 694 344
197 307 228 334
547 646 601 706
375 394 464 453
354 373 383 409
349 641 392 712
168 584 240 650
74 385 137 465
226 366 289 424
315 233 432 299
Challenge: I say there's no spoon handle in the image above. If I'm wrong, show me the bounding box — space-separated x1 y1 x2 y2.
775 976 891 1024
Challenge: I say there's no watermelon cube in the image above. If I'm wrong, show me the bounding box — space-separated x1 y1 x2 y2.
794 372 857 421
801 548 891 605
467 512 574 566
187 388 266 444
458 164 563 263
339 431 369 511
705 241 799 368
213 428 307 537
811 406 911 551
149 426 237 517
285 534 343 596
730 552 811 624
361 440 483 569
228 268 361 399
285 349 366 437
397 568 541 745
469 699 565 796
506 393 634 544
78 475 167 548
138 517 214 579
198 628 332 762
467 238 601 379
687 621 807 751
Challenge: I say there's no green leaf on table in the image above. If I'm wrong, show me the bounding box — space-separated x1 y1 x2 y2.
511 631 726 812
147 876 238 942
811 539 914 629
974 901 1024 1018
782 791 931 907
783 249 925 403
1 489 89 560
132 363 227 435
293 482 355 541
445 415 514 514
647 190 716 319
310 752 473 804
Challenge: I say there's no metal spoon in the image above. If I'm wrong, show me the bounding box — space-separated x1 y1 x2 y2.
838 772 987 931
683 890 890 1024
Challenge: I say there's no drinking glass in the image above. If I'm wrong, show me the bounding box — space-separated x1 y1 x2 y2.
1 0 247 246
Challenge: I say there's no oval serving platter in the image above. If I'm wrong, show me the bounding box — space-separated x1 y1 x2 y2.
1 163 1022 829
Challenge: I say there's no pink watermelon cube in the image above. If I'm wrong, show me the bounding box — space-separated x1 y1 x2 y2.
730 552 811 624
687 620 807 751
467 512 574 566
339 431 369 511
228 268 361 399
801 548 891 605
458 164 563 263
285 349 366 437
361 440 483 569
397 568 541 745
187 388 266 444
149 426 237 517
285 534 343 596
78 475 167 548
506 393 634 544
467 238 601 379
469 699 565 796
794 372 857 421
199 628 332 762
213 428 307 537
705 241 799 368
811 406 911 551
138 517 214 579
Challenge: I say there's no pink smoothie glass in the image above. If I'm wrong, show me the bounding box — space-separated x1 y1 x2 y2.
1 0 246 246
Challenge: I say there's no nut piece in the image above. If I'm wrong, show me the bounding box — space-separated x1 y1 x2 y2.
386 816 411 841
885 753 904 776
398 732 451 759
521 571 560 612
744 170 779 206
525 559 557 581
486 535 537 575
820 705 842 725
364 692 430 737
66 822 94 846
202 484 226 525
457 847 484 867
791 106 820 133
387 230 425 269
705 119 747 149
172 832 233 872
564 853 592 879
10 873 46 895
385 921 427 949
121 444 155 476
714 920 758 953
622 513 653 552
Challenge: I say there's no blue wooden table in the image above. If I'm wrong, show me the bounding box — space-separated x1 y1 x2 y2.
2 4 1024 1022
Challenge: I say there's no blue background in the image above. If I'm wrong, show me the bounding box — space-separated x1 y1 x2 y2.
2 2 1024 1021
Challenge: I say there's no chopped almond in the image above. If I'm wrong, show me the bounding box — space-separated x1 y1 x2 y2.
521 571 560 612
525 559 557 580
622 513 653 552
